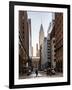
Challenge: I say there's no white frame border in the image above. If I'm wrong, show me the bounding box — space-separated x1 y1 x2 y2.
14 5 68 85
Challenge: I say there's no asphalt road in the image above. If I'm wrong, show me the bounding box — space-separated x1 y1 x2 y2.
19 71 63 79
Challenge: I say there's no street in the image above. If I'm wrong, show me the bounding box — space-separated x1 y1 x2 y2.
19 71 63 79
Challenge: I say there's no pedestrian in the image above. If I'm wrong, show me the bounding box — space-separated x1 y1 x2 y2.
35 69 38 77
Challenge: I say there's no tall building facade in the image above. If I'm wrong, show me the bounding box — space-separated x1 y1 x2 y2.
41 37 48 69
39 24 44 47
28 19 32 69
28 19 32 58
36 43 40 57
36 43 38 56
55 13 63 72
19 11 32 75
32 46 33 56
47 21 55 68
19 11 29 75
39 24 44 70
50 21 56 69
47 23 52 68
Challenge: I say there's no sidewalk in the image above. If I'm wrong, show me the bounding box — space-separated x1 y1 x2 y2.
19 72 43 79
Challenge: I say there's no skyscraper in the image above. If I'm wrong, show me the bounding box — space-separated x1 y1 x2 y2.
19 11 29 75
47 22 52 68
32 46 33 57
28 19 32 58
55 13 63 72
39 24 44 47
39 24 44 70
50 21 56 69
41 37 48 69
36 43 38 56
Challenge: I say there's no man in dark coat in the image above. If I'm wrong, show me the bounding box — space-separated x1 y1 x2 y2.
35 69 38 77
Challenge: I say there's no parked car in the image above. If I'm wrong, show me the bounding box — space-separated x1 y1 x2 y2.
51 68 56 75
27 69 31 75
46 68 51 75
46 68 56 75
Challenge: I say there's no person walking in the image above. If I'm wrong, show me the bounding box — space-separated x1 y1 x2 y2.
35 69 38 77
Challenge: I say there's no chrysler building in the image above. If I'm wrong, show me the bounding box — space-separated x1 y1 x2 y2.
39 24 44 47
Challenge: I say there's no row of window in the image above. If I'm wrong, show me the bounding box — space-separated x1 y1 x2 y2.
55 39 63 50
55 33 63 44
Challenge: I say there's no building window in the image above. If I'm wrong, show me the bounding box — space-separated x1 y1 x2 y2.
23 35 24 39
23 26 24 29
54 45 56 48
54 59 56 61
53 40 55 43
22 16 24 20
23 30 24 33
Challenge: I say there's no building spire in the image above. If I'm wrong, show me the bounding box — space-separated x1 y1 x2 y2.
41 16 43 25
41 16 42 24
39 17 44 47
